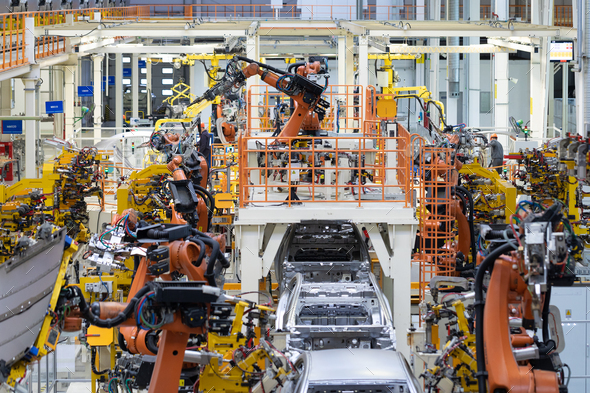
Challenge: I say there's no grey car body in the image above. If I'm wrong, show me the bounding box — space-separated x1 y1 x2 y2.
290 349 422 393
274 221 396 351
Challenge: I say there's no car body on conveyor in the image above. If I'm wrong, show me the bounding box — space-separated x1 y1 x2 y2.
286 348 422 393
274 220 396 351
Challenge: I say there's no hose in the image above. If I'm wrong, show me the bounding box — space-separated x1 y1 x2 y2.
287 61 306 74
68 285 151 329
456 186 476 267
194 185 215 231
235 56 287 75
483 229 516 240
188 237 206 267
117 332 128 352
90 346 109 375
189 230 230 286
475 242 517 393
145 228 169 239
131 255 140 282
145 331 159 355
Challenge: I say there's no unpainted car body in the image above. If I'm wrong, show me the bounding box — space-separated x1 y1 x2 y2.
285 349 422 393
274 221 395 351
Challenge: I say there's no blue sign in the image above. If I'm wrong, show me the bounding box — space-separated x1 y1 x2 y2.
123 68 132 77
2 120 23 135
138 60 146 68
45 101 64 114
103 76 115 86
78 86 94 97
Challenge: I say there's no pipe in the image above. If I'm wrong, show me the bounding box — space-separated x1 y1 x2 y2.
584 0 590 134
0 116 44 120
188 237 206 267
475 241 517 393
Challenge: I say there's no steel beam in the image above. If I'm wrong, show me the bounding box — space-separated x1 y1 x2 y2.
95 44 222 54
487 38 537 53
368 26 574 38
337 20 366 36
40 28 245 38
383 44 515 53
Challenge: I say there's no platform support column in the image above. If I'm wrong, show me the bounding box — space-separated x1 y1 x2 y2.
92 54 104 143
23 74 39 178
246 34 260 131
64 65 76 140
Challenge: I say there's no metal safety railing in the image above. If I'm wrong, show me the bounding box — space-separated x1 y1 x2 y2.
36 35 66 59
246 84 363 135
411 136 457 302
2 3 574 25
1 13 28 72
211 143 238 168
0 4 575 72
554 5 573 27
238 134 412 208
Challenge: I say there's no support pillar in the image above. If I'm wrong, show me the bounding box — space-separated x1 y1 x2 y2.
494 0 509 144
189 39 199 98
64 65 76 140
415 54 425 88
346 34 354 86
190 54 197 98
547 61 555 136
132 54 139 119
358 36 369 88
416 0 425 20
494 53 509 140
115 54 123 129
338 36 347 89
245 35 260 131
562 63 568 134
573 0 585 136
446 0 460 125
428 0 440 106
0 80 10 117
467 0 480 126
529 0 548 137
23 77 38 178
146 59 152 117
92 54 104 143
358 35 369 129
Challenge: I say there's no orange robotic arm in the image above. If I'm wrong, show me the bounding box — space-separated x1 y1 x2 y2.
241 62 327 141
484 255 560 393
194 56 329 143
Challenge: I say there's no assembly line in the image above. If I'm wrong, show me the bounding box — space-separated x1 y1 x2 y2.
0 2 587 393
